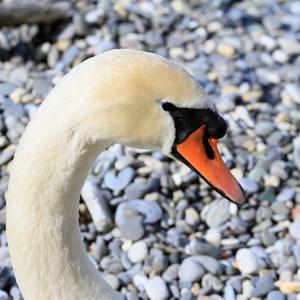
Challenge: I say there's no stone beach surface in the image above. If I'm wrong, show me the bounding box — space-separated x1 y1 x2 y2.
0 0 300 299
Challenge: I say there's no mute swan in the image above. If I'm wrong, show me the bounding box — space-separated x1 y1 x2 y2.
7 49 245 300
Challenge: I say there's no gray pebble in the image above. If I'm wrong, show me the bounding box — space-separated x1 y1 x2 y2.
178 258 205 282
3 97 25 118
191 256 221 275
125 182 149 199
9 287 22 300
251 276 275 297
115 199 162 225
61 45 80 68
0 290 8 300
162 264 179 282
119 215 144 241
204 200 231 228
81 180 113 232
289 217 300 240
104 167 135 194
239 178 259 193
255 121 275 137
277 187 295 202
186 239 221 258
292 245 300 267
267 291 286 300
0 147 14 167
128 241 148 263
126 292 139 300
224 285 235 300
104 274 120 290
145 276 169 300
0 82 17 96
283 84 300 104
9 67 28 84
236 248 261 275
90 237 107 261
73 12 88 36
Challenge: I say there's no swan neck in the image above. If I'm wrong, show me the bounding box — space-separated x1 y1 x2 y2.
7 112 118 300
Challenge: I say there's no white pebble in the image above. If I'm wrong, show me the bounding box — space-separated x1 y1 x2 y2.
145 276 169 300
128 241 148 263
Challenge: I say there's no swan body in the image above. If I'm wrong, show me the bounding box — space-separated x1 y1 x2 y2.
6 49 244 300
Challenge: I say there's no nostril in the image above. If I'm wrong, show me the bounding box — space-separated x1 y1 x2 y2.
203 130 215 159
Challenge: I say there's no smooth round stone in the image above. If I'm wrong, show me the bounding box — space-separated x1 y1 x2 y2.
289 217 300 240
240 208 256 221
236 249 260 275
133 274 148 291
205 228 221 246
103 274 120 290
267 291 286 300
242 280 253 298
126 292 139 300
216 97 235 113
9 287 22 300
204 201 231 228
151 253 168 272
251 276 275 297
185 239 221 258
145 276 169 300
162 264 179 282
47 46 59 67
224 285 235 300
284 84 300 104
125 182 149 199
271 202 289 215
73 12 88 36
120 252 132 270
115 156 135 170
273 49 288 63
277 260 297 274
255 121 275 137
0 82 17 96
178 258 205 282
104 167 135 194
293 245 300 266
278 37 300 55
277 187 295 202
90 237 107 261
184 207 200 226
9 67 28 83
0 247 10 268
180 291 193 300
115 200 163 225
127 241 148 263
119 216 144 241
261 230 276 247
0 290 8 300
239 178 259 193
216 43 235 58
192 256 221 275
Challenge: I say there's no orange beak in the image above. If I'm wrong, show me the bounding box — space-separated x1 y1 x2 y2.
173 125 245 205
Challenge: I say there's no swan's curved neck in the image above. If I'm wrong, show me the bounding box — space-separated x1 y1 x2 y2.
6 50 203 300
7 109 120 300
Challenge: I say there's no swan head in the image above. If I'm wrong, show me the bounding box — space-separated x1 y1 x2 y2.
80 50 245 205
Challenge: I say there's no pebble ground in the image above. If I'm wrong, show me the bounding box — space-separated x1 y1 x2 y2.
0 0 300 299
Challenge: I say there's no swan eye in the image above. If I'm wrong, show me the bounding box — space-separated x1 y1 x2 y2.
161 102 176 112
